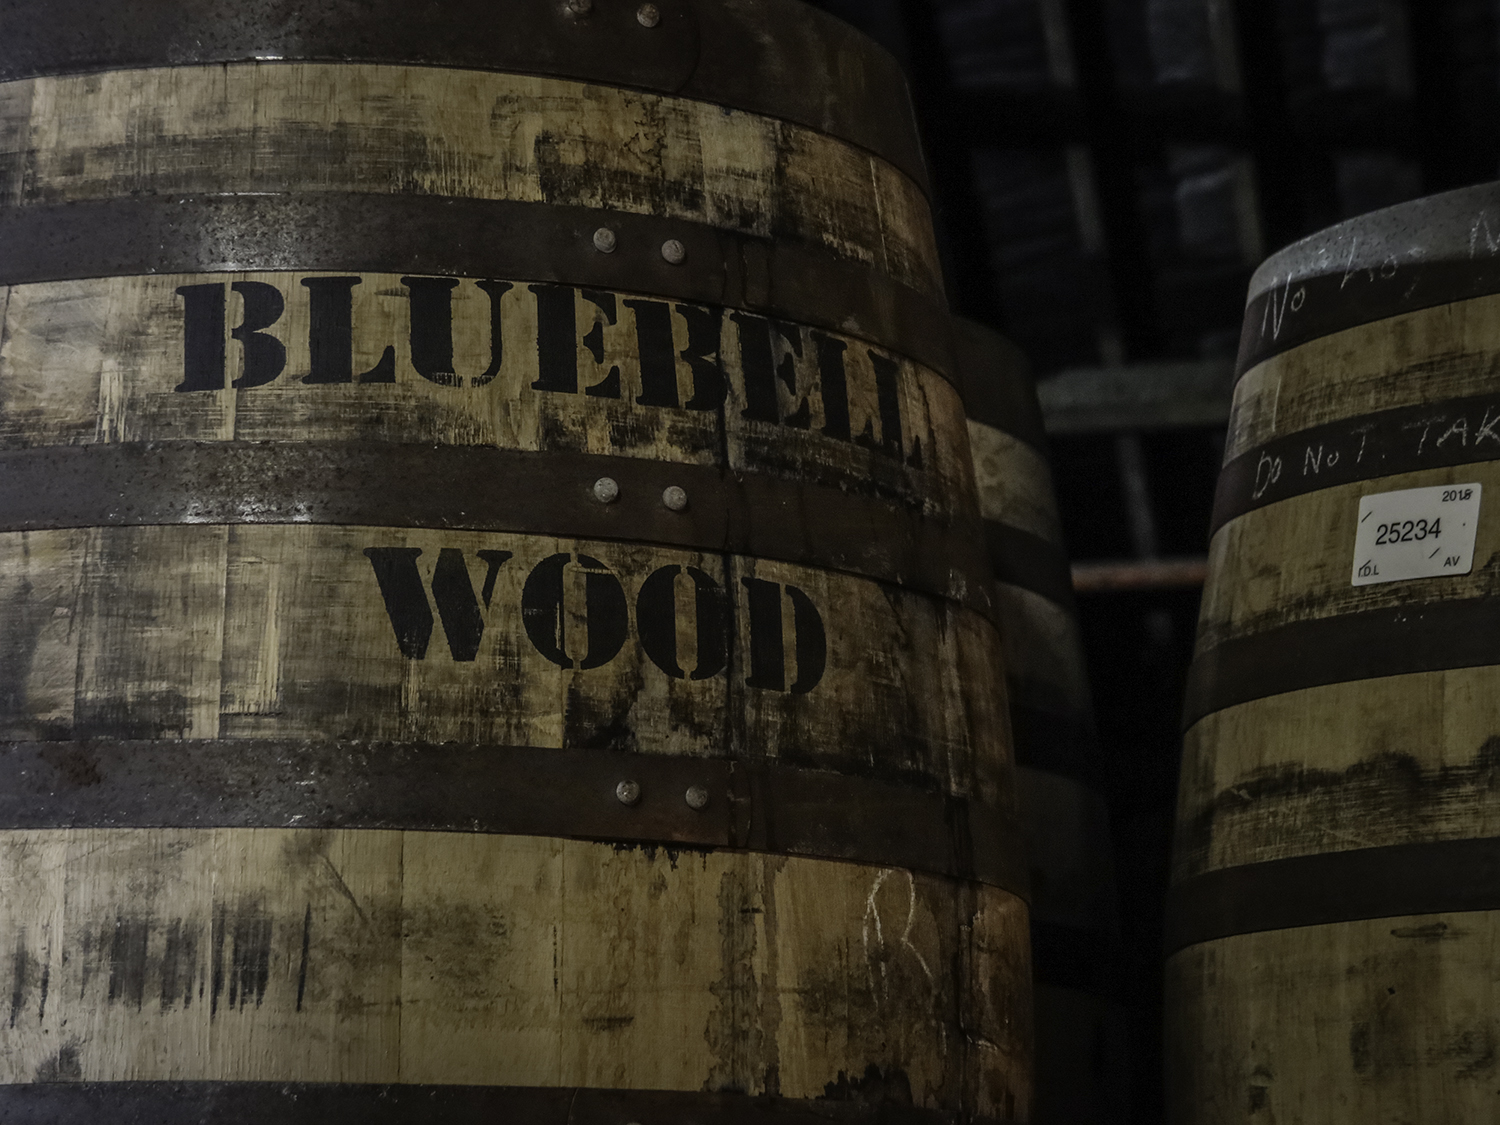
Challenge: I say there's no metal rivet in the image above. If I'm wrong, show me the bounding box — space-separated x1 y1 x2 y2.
565 0 593 14
660 238 687 265
593 477 620 504
685 785 709 810
661 485 688 511
636 3 661 27
592 227 617 254
616 780 641 806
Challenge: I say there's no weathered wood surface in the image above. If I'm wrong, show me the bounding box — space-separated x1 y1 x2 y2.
1167 912 1500 1123
1177 668 1500 881
0 27 1031 1119
994 589 1090 732
0 273 971 521
1199 462 1500 651
968 420 1062 545
1175 217 1500 1122
0 827 1031 1113
1227 293 1500 460
0 525 1009 804
0 64 941 298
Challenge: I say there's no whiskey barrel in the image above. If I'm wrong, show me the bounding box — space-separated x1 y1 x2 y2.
0 2 1033 1120
1168 181 1500 1123
953 318 1120 1123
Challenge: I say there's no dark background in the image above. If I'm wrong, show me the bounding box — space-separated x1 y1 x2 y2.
804 1 1495 1119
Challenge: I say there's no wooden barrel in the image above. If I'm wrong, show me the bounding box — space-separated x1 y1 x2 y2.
952 318 1121 1124
0 2 1034 1120
1168 181 1500 1122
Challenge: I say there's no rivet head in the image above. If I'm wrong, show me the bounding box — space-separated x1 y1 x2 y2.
593 476 620 504
616 780 641 806
636 3 661 27
685 785 709 810
660 238 687 265
565 0 593 14
661 485 688 511
592 227 617 254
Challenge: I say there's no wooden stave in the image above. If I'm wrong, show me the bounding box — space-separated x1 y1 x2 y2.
952 319 1110 1123
0 24 1031 1123
951 319 1095 777
0 0 931 195
1173 195 1500 1121
0 63 940 307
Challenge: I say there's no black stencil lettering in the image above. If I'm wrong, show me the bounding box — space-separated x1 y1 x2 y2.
531 284 578 394
627 300 727 410
812 331 851 442
677 304 727 410
786 585 826 692
742 578 826 692
366 547 512 661
429 548 486 662
229 282 286 389
855 350 904 460
521 553 628 669
742 577 786 691
403 277 460 385
364 548 435 659
404 276 512 387
577 555 629 669
733 313 805 425
403 277 512 387
301 276 360 384
637 565 730 680
360 346 397 383
471 280 513 386
580 289 622 398
477 549 512 609
626 298 679 408
175 283 226 392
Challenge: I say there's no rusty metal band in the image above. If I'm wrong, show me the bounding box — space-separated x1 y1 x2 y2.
1183 595 1500 730
0 194 956 382
0 1081 1000 1124
0 0 928 193
1211 390 1500 534
1237 257 1500 377
986 522 1076 611
0 739 1029 899
951 320 1048 453
1008 699 1098 782
1166 835 1500 954
0 441 997 623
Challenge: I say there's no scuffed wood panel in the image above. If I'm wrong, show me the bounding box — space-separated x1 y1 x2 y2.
1228 293 1500 460
967 420 1060 544
0 273 974 521
1167 914 1500 1125
0 525 1011 804
0 827 1032 1118
1177 669 1500 881
0 63 941 297
1198 463 1500 652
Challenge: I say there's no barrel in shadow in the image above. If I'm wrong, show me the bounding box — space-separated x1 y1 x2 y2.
1169 181 1500 1123
953 317 1124 1123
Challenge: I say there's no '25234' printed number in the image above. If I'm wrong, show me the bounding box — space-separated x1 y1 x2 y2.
1374 518 1441 545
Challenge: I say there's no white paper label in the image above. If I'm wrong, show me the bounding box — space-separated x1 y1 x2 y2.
1352 483 1482 586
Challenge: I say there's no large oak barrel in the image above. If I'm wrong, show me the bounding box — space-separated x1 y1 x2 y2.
0 2 1033 1120
953 319 1121 1123
1168 182 1500 1122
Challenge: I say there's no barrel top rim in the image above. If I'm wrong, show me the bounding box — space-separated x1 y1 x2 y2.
0 0 931 195
1247 179 1500 304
